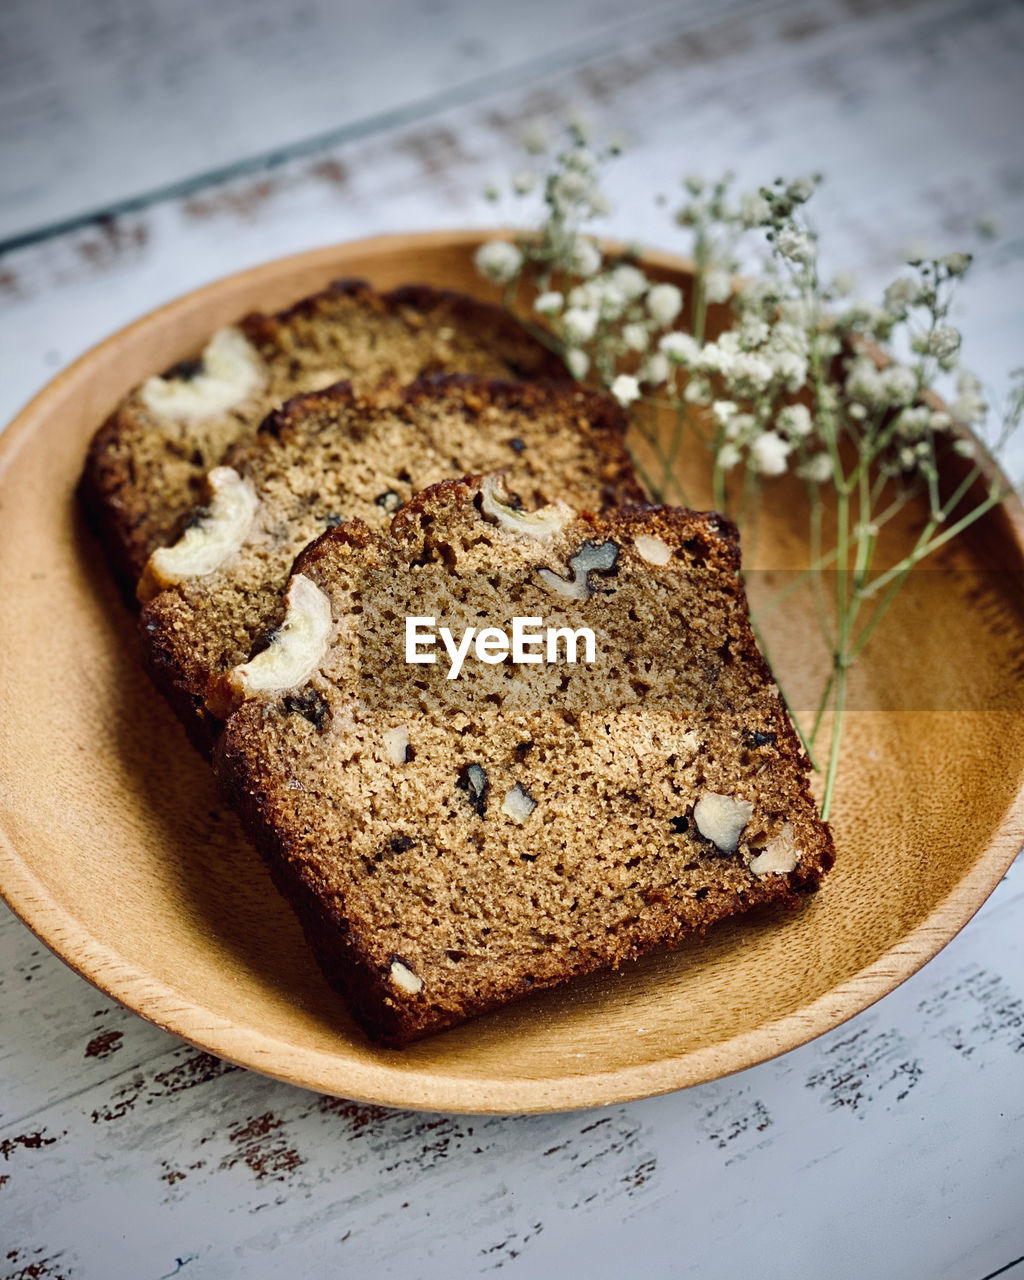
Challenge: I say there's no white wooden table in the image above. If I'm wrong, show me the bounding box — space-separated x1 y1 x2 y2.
2 2 1023 1276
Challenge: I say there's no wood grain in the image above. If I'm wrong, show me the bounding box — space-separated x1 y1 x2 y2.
2 0 1023 1271
0 232 1021 1114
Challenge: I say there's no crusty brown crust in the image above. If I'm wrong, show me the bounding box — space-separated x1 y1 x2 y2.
78 279 566 600
215 477 834 1047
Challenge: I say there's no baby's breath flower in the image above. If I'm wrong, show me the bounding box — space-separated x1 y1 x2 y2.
928 325 961 360
929 410 952 432
674 201 703 228
684 174 705 195
740 190 770 227
772 349 808 392
730 351 775 395
659 331 700 366
819 384 840 415
842 299 892 338
569 237 602 278
552 168 594 207
941 251 972 277
846 357 916 410
798 453 833 484
787 175 817 203
738 318 770 349
750 431 791 476
646 282 683 328
883 277 919 315
703 267 732 304
571 276 625 320
562 307 599 344
816 333 843 360
779 297 816 329
697 341 726 375
712 400 739 428
566 109 590 143
512 170 537 195
882 364 918 406
611 374 641 407
534 291 563 317
611 263 649 301
475 239 523 283
893 406 932 440
684 376 711 404
622 322 650 352
951 370 987 424
952 437 976 458
642 353 670 386
768 321 809 355
845 357 886 407
727 413 756 442
564 348 590 380
775 228 817 264
777 403 813 438
522 123 548 154
482 181 501 203
717 442 742 470
831 271 856 297
565 147 597 173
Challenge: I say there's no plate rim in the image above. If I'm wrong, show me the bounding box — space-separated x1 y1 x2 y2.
2 230 1023 1114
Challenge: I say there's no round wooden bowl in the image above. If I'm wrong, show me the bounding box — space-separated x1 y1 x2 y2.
1 231 1022 1113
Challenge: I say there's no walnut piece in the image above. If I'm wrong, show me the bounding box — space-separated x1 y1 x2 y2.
383 725 411 764
501 782 537 822
693 791 754 853
137 466 258 602
537 539 619 599
479 474 571 538
389 959 423 995
140 328 264 420
456 763 489 816
749 822 801 875
634 534 672 566
228 574 333 699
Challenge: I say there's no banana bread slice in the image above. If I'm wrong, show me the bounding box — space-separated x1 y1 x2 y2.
139 377 644 753
79 279 565 595
214 474 834 1047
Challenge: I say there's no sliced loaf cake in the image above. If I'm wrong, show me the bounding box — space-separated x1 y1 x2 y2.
80 280 564 594
214 474 834 1046
139 378 644 752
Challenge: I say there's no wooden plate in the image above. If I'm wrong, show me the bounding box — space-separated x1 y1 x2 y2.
1 231 1022 1114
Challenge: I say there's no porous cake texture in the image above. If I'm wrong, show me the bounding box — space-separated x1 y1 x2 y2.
79 280 565 594
139 378 644 752
214 474 835 1046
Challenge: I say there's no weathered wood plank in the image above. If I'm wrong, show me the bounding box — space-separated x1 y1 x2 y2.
2 0 1023 1273
1 861 1021 1277
0 0 749 244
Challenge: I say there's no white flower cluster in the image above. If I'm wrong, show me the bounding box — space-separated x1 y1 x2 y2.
474 134 1002 507
474 239 523 285
527 251 687 392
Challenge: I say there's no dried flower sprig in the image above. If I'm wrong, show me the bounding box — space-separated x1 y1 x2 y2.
477 128 1022 820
